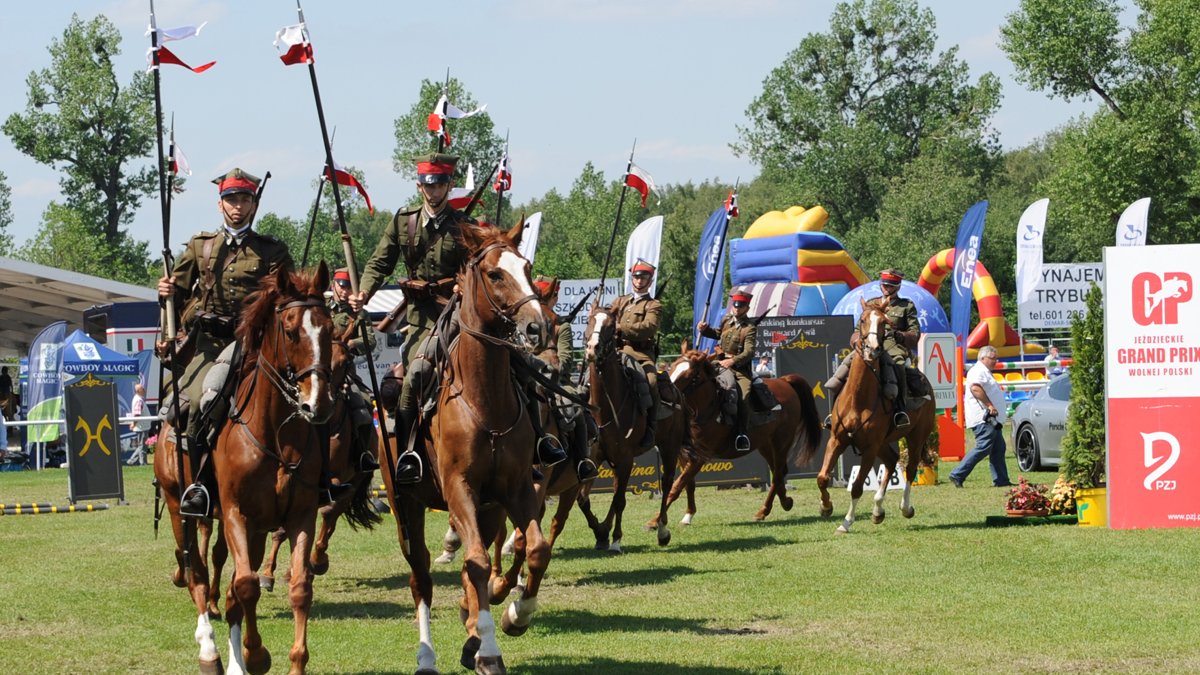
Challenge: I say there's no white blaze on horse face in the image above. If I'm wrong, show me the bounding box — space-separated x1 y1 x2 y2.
866 312 883 354
497 250 536 299
587 312 610 358
300 308 326 412
669 360 691 384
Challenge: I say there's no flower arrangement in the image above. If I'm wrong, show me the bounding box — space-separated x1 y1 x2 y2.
1004 476 1051 514
145 434 158 449
1047 476 1076 515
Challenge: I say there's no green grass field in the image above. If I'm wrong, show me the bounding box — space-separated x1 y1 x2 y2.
2 457 1199 674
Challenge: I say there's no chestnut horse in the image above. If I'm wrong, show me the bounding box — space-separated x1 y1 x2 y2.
256 321 381 592
578 305 684 552
378 221 551 675
666 350 822 522
809 299 937 534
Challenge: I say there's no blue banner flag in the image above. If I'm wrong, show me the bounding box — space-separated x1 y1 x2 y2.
27 321 67 443
693 207 729 353
951 201 988 348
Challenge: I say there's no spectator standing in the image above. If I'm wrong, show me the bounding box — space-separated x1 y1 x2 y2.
948 345 1012 488
1044 345 1065 378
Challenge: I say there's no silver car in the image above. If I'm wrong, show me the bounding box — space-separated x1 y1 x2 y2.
1011 375 1071 471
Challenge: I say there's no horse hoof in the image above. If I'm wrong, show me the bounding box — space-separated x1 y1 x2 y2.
433 550 457 565
819 506 833 519
781 496 794 511
258 574 274 592
835 525 849 535
245 645 271 675
902 506 915 519
311 558 330 576
753 511 767 521
657 529 671 547
198 656 224 675
594 538 609 551
872 513 885 525
207 604 222 622
489 578 510 606
415 669 440 675
607 541 622 555
501 608 530 637
460 636 481 671
475 654 507 675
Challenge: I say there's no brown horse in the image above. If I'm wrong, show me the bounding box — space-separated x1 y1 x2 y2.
379 220 551 675
578 305 684 551
666 350 822 522
256 320 381 592
809 299 937 534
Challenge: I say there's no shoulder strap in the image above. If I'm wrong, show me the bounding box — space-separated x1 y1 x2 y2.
200 236 218 292
404 212 420 271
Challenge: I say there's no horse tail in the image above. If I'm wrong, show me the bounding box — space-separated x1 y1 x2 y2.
781 374 822 467
342 473 383 531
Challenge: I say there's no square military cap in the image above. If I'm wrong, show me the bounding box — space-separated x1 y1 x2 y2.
414 153 459 184
213 168 261 197
630 259 656 274
879 268 904 286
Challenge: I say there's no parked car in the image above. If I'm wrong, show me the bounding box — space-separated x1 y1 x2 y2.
1011 375 1071 471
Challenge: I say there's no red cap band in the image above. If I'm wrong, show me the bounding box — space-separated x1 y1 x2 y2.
416 161 455 176
333 270 351 281
218 176 257 195
731 292 752 302
880 272 902 285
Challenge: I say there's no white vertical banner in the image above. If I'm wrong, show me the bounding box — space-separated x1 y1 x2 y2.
518 211 542 263
1015 198 1049 306
1115 197 1151 247
623 215 664 297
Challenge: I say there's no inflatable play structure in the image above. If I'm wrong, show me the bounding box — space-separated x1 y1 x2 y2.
917 249 1044 359
831 280 949 334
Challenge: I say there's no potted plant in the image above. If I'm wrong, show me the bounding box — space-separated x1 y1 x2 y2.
1047 476 1076 516
1005 476 1050 517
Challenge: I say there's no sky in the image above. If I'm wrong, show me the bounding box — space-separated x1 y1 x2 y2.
0 0 1123 255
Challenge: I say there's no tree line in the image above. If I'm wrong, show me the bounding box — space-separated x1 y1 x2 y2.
3 0 1198 349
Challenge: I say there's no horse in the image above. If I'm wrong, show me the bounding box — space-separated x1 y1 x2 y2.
578 305 684 552
809 298 937 534
378 220 552 675
159 262 338 674
666 350 822 522
256 319 381 592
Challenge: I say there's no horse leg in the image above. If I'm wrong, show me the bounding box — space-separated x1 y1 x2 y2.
815 437 843 519
434 523 462 565
574 486 605 544
755 445 794 521
207 521 226 620
668 457 702 525
501 482 551 642
445 479 505 675
285 514 317 675
874 459 893 525
603 460 633 553
653 443 676 546
258 528 287 592
221 512 271 675
394 494 437 675
489 523 525 606
548 485 578 549
310 503 340 576
838 450 871 535
172 509 221 673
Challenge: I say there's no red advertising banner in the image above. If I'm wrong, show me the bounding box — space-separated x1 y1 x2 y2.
1104 244 1200 529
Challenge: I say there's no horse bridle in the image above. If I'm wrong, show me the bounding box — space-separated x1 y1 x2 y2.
464 241 539 340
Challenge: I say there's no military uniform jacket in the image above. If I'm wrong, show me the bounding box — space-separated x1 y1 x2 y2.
701 313 757 377
171 229 293 330
609 293 661 364
866 296 919 363
330 299 377 356
359 206 478 332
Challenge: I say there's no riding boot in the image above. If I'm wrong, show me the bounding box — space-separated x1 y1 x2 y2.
734 397 751 452
318 426 354 505
823 383 840 430
179 434 212 518
529 397 567 467
394 407 424 485
570 415 598 482
893 363 911 429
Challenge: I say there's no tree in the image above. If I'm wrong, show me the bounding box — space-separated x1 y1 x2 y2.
1060 284 1105 488
392 77 503 184
18 202 152 284
3 15 156 265
736 0 1001 233
0 171 13 256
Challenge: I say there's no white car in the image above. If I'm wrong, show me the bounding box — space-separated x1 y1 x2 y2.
1011 375 1071 471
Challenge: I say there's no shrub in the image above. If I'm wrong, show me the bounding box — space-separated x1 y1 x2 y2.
1061 284 1105 488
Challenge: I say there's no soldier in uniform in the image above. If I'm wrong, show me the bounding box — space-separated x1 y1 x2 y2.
159 168 299 517
348 153 566 484
533 275 598 482
328 268 380 472
824 268 920 428
609 259 662 449
696 288 757 451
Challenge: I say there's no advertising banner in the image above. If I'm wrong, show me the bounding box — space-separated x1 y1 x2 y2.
918 333 958 409
1018 263 1104 329
1104 244 1200 529
64 373 125 502
557 279 622 351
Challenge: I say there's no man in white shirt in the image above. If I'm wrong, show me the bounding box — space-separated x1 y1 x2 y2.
948 345 1013 488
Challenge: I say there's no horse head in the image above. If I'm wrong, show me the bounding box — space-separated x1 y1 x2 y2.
583 304 618 365
856 298 894 364
238 261 335 424
667 349 718 396
458 219 548 351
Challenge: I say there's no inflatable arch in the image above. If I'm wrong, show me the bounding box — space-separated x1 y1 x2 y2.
919 248 1044 359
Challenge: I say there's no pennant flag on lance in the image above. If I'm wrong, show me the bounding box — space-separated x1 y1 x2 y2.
323 161 373 213
494 153 512 192
448 164 480 210
624 163 661 207
725 190 739 219
147 45 215 73
426 93 486 148
274 23 313 66
147 22 207 42
169 138 192 177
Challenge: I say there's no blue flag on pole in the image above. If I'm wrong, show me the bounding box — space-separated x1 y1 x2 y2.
27 320 67 443
693 207 729 353
951 201 988 348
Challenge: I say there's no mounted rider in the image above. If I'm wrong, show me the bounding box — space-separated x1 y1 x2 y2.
608 259 662 449
824 268 920 429
349 153 567 485
328 267 381 473
696 287 757 452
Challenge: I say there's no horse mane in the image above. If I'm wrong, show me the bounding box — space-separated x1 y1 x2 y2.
236 268 323 370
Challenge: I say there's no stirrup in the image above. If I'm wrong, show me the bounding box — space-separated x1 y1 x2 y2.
576 458 599 483
734 434 751 452
320 478 355 505
893 411 911 429
358 450 380 472
394 451 424 485
178 483 211 519
536 435 568 466
823 414 833 430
